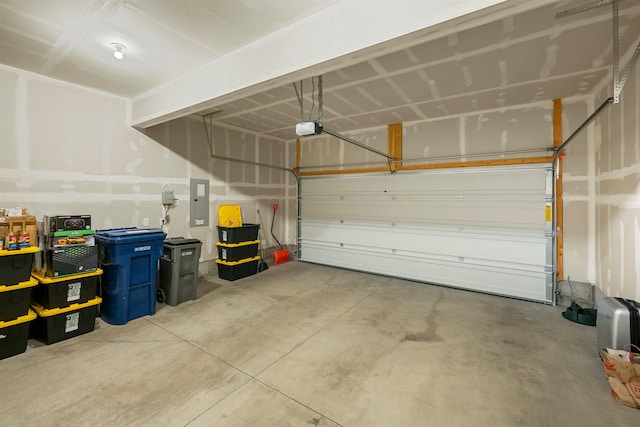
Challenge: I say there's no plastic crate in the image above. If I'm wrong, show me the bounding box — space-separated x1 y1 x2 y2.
217 224 259 244
0 246 39 286
216 256 260 281
158 238 202 306
94 227 166 325
216 240 259 262
30 297 101 344
0 309 36 360
0 277 38 322
31 269 102 309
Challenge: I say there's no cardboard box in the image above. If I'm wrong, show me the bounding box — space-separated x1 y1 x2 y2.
1 207 26 217
47 233 95 250
0 214 37 248
47 215 92 233
34 245 98 278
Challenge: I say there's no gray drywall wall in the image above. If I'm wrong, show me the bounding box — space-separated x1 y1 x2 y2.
0 66 295 268
592 62 640 301
145 117 295 257
299 128 388 168
300 103 558 169
560 100 590 283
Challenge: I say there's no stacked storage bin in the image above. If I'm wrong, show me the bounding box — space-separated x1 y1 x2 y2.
215 205 261 281
31 215 102 344
31 270 102 344
0 246 39 359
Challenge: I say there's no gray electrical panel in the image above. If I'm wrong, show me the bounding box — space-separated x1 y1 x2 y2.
190 179 209 227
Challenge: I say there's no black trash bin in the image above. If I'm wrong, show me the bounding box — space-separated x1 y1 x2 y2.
158 237 202 306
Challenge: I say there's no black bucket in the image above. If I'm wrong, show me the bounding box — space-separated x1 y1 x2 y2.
562 302 597 326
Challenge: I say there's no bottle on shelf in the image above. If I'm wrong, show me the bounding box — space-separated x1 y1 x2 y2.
7 230 17 250
18 222 30 249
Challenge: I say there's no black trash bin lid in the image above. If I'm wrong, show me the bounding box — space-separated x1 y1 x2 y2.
164 237 201 246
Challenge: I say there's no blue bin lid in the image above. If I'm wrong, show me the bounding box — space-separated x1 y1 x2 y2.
95 227 166 242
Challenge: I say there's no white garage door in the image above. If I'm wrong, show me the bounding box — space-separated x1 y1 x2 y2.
299 165 555 303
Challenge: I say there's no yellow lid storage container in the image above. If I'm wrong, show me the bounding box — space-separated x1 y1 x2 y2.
31 296 102 345
218 204 242 227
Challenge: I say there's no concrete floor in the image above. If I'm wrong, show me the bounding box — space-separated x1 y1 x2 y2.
1 261 637 426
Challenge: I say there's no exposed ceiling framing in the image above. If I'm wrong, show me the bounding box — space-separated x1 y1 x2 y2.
552 0 640 154
1 0 639 141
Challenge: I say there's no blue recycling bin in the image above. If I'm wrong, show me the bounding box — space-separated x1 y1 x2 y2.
95 227 166 325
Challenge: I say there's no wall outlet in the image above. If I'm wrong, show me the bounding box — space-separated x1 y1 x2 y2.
142 218 149 227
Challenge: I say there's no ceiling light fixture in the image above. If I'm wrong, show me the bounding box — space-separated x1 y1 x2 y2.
111 43 126 60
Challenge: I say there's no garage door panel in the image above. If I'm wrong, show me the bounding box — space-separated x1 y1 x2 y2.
302 200 546 231
302 186 548 231
302 245 548 302
302 222 547 267
300 165 554 303
304 169 548 194
302 241 546 275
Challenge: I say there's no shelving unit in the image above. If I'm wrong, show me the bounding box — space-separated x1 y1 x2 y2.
215 205 261 281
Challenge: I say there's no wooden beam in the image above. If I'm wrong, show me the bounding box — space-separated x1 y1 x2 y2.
553 99 564 281
299 166 390 177
298 156 554 176
388 123 403 170
298 123 553 176
398 156 554 171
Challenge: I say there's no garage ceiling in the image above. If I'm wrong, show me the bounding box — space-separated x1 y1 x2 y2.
0 0 340 97
1 0 639 140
